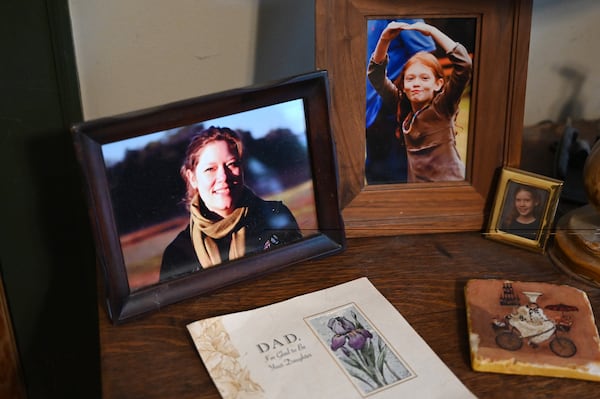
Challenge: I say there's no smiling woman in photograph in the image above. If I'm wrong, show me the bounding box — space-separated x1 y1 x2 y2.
160 126 302 282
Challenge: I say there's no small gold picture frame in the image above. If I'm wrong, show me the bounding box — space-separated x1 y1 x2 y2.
486 168 563 252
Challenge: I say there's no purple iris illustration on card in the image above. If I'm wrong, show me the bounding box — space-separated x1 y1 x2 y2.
307 304 414 394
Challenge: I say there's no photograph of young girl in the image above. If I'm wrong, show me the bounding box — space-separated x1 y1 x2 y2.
499 182 549 241
365 18 475 184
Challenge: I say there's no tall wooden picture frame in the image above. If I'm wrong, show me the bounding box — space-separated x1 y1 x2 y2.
316 0 533 237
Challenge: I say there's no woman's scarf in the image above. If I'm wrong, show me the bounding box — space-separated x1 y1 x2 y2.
189 193 248 268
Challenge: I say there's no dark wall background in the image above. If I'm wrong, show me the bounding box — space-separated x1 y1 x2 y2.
0 1 100 398
254 0 315 83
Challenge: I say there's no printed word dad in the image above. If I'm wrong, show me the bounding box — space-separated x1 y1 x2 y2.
257 334 298 353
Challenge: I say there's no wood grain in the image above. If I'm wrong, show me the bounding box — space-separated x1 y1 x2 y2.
98 233 600 398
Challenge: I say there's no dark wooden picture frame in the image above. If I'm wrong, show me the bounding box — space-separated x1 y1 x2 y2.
72 71 345 324
485 167 563 253
316 0 533 237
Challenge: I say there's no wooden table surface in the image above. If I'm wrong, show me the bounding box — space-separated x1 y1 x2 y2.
98 232 600 398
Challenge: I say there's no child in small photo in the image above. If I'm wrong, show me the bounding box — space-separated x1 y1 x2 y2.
501 184 544 240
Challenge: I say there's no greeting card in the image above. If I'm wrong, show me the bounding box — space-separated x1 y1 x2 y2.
187 278 474 398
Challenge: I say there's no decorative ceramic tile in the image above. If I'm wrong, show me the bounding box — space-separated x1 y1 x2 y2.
465 279 600 381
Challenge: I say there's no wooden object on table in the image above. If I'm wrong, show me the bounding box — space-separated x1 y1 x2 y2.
551 205 600 286
550 140 600 286
98 232 600 399
316 0 533 236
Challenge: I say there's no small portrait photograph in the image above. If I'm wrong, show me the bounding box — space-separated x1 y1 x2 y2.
365 17 476 185
498 182 548 240
101 99 317 290
486 168 563 252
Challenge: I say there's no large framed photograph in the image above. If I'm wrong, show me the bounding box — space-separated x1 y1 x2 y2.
485 168 563 253
72 71 345 323
316 0 533 237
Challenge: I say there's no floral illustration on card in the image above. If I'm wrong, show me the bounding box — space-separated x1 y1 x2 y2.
306 304 414 395
189 317 264 399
